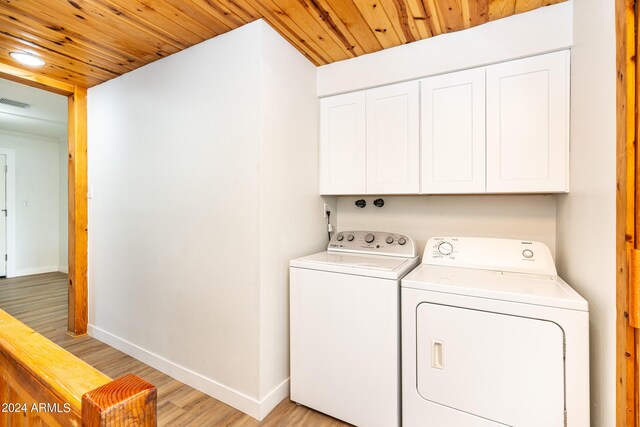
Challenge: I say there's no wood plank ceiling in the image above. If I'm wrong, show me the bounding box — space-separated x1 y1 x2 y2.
0 0 566 88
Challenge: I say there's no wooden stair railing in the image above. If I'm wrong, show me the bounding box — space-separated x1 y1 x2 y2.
0 309 157 426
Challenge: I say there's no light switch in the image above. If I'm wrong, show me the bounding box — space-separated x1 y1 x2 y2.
23 201 29 207
88 185 94 199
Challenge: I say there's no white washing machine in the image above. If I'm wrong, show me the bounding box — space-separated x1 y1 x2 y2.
401 237 589 427
290 231 419 427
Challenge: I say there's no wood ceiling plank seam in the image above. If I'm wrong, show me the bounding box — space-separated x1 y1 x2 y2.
269 0 351 61
304 0 366 56
241 0 330 64
422 0 443 35
8 0 173 63
488 0 516 20
351 0 403 49
0 23 135 75
323 0 383 53
381 0 420 43
297 0 359 58
460 0 471 28
0 32 120 78
467 0 489 26
145 0 234 36
433 0 465 33
79 0 190 51
185 0 246 29
514 0 541 13
0 2 153 65
404 0 433 38
127 0 223 40
218 0 260 22
0 43 116 85
100 0 207 45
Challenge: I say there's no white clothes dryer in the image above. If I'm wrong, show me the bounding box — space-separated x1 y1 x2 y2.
401 237 589 427
290 231 419 427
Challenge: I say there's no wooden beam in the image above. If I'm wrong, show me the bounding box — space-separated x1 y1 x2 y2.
616 0 638 425
82 374 157 426
0 309 156 426
68 86 88 336
0 61 74 95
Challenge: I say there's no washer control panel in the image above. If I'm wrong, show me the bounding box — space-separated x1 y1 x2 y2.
329 231 417 258
424 237 557 275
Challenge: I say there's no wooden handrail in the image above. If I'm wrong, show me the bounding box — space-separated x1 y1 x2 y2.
0 309 156 426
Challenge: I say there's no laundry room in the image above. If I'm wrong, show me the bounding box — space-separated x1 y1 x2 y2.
0 0 627 426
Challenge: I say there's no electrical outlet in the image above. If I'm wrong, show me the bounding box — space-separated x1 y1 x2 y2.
323 202 331 218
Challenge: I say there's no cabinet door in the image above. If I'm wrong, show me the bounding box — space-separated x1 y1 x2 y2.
486 50 569 193
320 92 366 195
366 81 420 194
420 68 486 194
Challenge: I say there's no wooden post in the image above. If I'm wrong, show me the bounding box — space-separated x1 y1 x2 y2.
68 86 89 336
82 374 157 426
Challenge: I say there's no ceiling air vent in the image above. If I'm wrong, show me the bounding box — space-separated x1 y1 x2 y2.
0 98 30 109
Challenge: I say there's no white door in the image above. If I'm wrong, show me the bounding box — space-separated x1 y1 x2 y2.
366 81 420 194
421 68 486 194
486 50 569 193
319 92 366 195
416 303 565 426
0 155 6 277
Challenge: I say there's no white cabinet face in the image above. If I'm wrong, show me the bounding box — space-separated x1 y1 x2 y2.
366 81 420 194
421 68 486 194
486 51 569 193
320 92 366 195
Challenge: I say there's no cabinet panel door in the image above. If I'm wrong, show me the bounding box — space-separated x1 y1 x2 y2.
320 92 366 195
366 81 420 194
421 68 486 194
486 50 569 193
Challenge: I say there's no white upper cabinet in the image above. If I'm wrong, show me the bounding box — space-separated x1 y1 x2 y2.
319 50 570 195
366 81 420 194
486 51 569 193
319 92 366 195
420 68 486 194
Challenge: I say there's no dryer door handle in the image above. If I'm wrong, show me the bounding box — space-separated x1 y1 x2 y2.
431 340 444 369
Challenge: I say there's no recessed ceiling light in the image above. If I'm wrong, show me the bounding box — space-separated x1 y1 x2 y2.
9 52 46 67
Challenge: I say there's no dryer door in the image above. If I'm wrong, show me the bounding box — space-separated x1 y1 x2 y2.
416 303 565 426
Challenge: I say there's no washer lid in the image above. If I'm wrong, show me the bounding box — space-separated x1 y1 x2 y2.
402 264 588 311
290 251 419 280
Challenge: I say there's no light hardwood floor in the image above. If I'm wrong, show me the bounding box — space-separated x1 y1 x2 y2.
0 272 350 426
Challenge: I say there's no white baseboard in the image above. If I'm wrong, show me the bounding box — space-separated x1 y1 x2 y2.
12 266 60 277
58 265 68 274
259 377 290 419
88 324 288 420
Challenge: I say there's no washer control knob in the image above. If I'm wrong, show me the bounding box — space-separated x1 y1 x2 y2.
364 233 375 244
438 242 454 256
347 234 355 242
386 236 394 244
336 234 344 242
398 237 407 246
522 249 534 259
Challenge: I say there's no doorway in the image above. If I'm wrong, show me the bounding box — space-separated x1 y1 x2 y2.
0 78 68 280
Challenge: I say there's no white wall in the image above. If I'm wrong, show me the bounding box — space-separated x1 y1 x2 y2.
257 23 326 412
59 138 68 273
88 20 323 419
89 21 263 403
336 196 557 256
0 130 62 276
317 2 572 96
556 0 616 425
